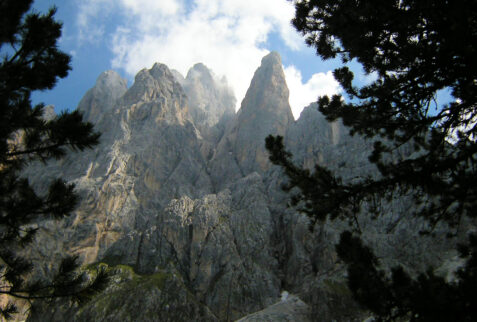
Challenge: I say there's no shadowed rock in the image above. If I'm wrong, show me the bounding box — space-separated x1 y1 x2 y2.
209 52 294 189
78 70 128 123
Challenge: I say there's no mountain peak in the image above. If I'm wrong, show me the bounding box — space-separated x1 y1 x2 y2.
238 51 292 124
210 52 294 178
77 70 127 122
122 63 183 104
189 63 212 75
149 62 174 81
261 51 282 66
96 70 127 89
182 63 235 134
185 63 215 88
121 63 189 125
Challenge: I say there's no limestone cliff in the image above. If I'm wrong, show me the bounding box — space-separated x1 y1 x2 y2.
78 70 128 123
22 52 463 322
183 63 235 138
209 52 294 190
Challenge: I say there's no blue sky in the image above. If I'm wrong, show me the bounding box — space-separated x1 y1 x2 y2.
30 0 351 119
29 1 453 119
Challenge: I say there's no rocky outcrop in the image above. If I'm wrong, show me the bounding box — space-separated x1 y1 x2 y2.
77 70 128 123
236 294 310 322
99 173 280 320
24 61 212 266
177 63 237 169
209 52 294 190
286 103 378 180
22 52 464 322
121 63 190 125
183 63 235 141
28 264 219 322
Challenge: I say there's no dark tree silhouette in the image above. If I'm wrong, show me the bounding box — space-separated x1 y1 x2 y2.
0 1 108 319
266 0 477 320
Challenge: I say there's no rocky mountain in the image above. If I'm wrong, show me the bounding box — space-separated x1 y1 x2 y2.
209 52 294 190
21 52 462 321
179 63 235 143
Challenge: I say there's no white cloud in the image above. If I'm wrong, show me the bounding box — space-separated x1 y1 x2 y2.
76 0 112 43
75 0 338 116
120 0 181 16
284 66 341 119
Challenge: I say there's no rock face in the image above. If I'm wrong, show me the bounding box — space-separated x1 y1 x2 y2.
78 70 128 123
23 52 462 321
28 264 219 322
225 53 293 174
209 52 294 189
236 294 310 322
182 63 235 139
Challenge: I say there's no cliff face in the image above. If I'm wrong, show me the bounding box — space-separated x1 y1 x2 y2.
181 63 235 140
24 52 458 321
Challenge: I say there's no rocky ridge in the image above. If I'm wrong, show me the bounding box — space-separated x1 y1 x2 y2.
23 52 461 321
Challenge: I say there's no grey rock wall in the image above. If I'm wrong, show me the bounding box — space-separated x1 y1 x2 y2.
23 52 464 322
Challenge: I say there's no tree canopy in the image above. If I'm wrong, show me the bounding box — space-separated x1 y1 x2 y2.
0 1 108 319
267 0 477 320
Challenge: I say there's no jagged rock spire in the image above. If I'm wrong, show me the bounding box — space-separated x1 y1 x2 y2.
120 63 189 125
210 51 294 183
237 51 293 126
77 70 128 123
183 63 235 132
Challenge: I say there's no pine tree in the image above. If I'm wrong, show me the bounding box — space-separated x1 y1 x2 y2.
266 0 477 319
0 1 109 319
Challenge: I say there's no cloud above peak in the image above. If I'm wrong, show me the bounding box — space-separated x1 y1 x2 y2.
76 0 340 117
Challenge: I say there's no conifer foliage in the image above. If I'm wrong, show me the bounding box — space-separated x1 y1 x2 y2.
267 0 477 319
0 1 108 319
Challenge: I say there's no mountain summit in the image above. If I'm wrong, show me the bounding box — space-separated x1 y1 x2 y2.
184 62 235 128
182 63 235 143
234 51 293 171
78 70 127 123
209 51 294 184
22 52 454 322
239 51 293 124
